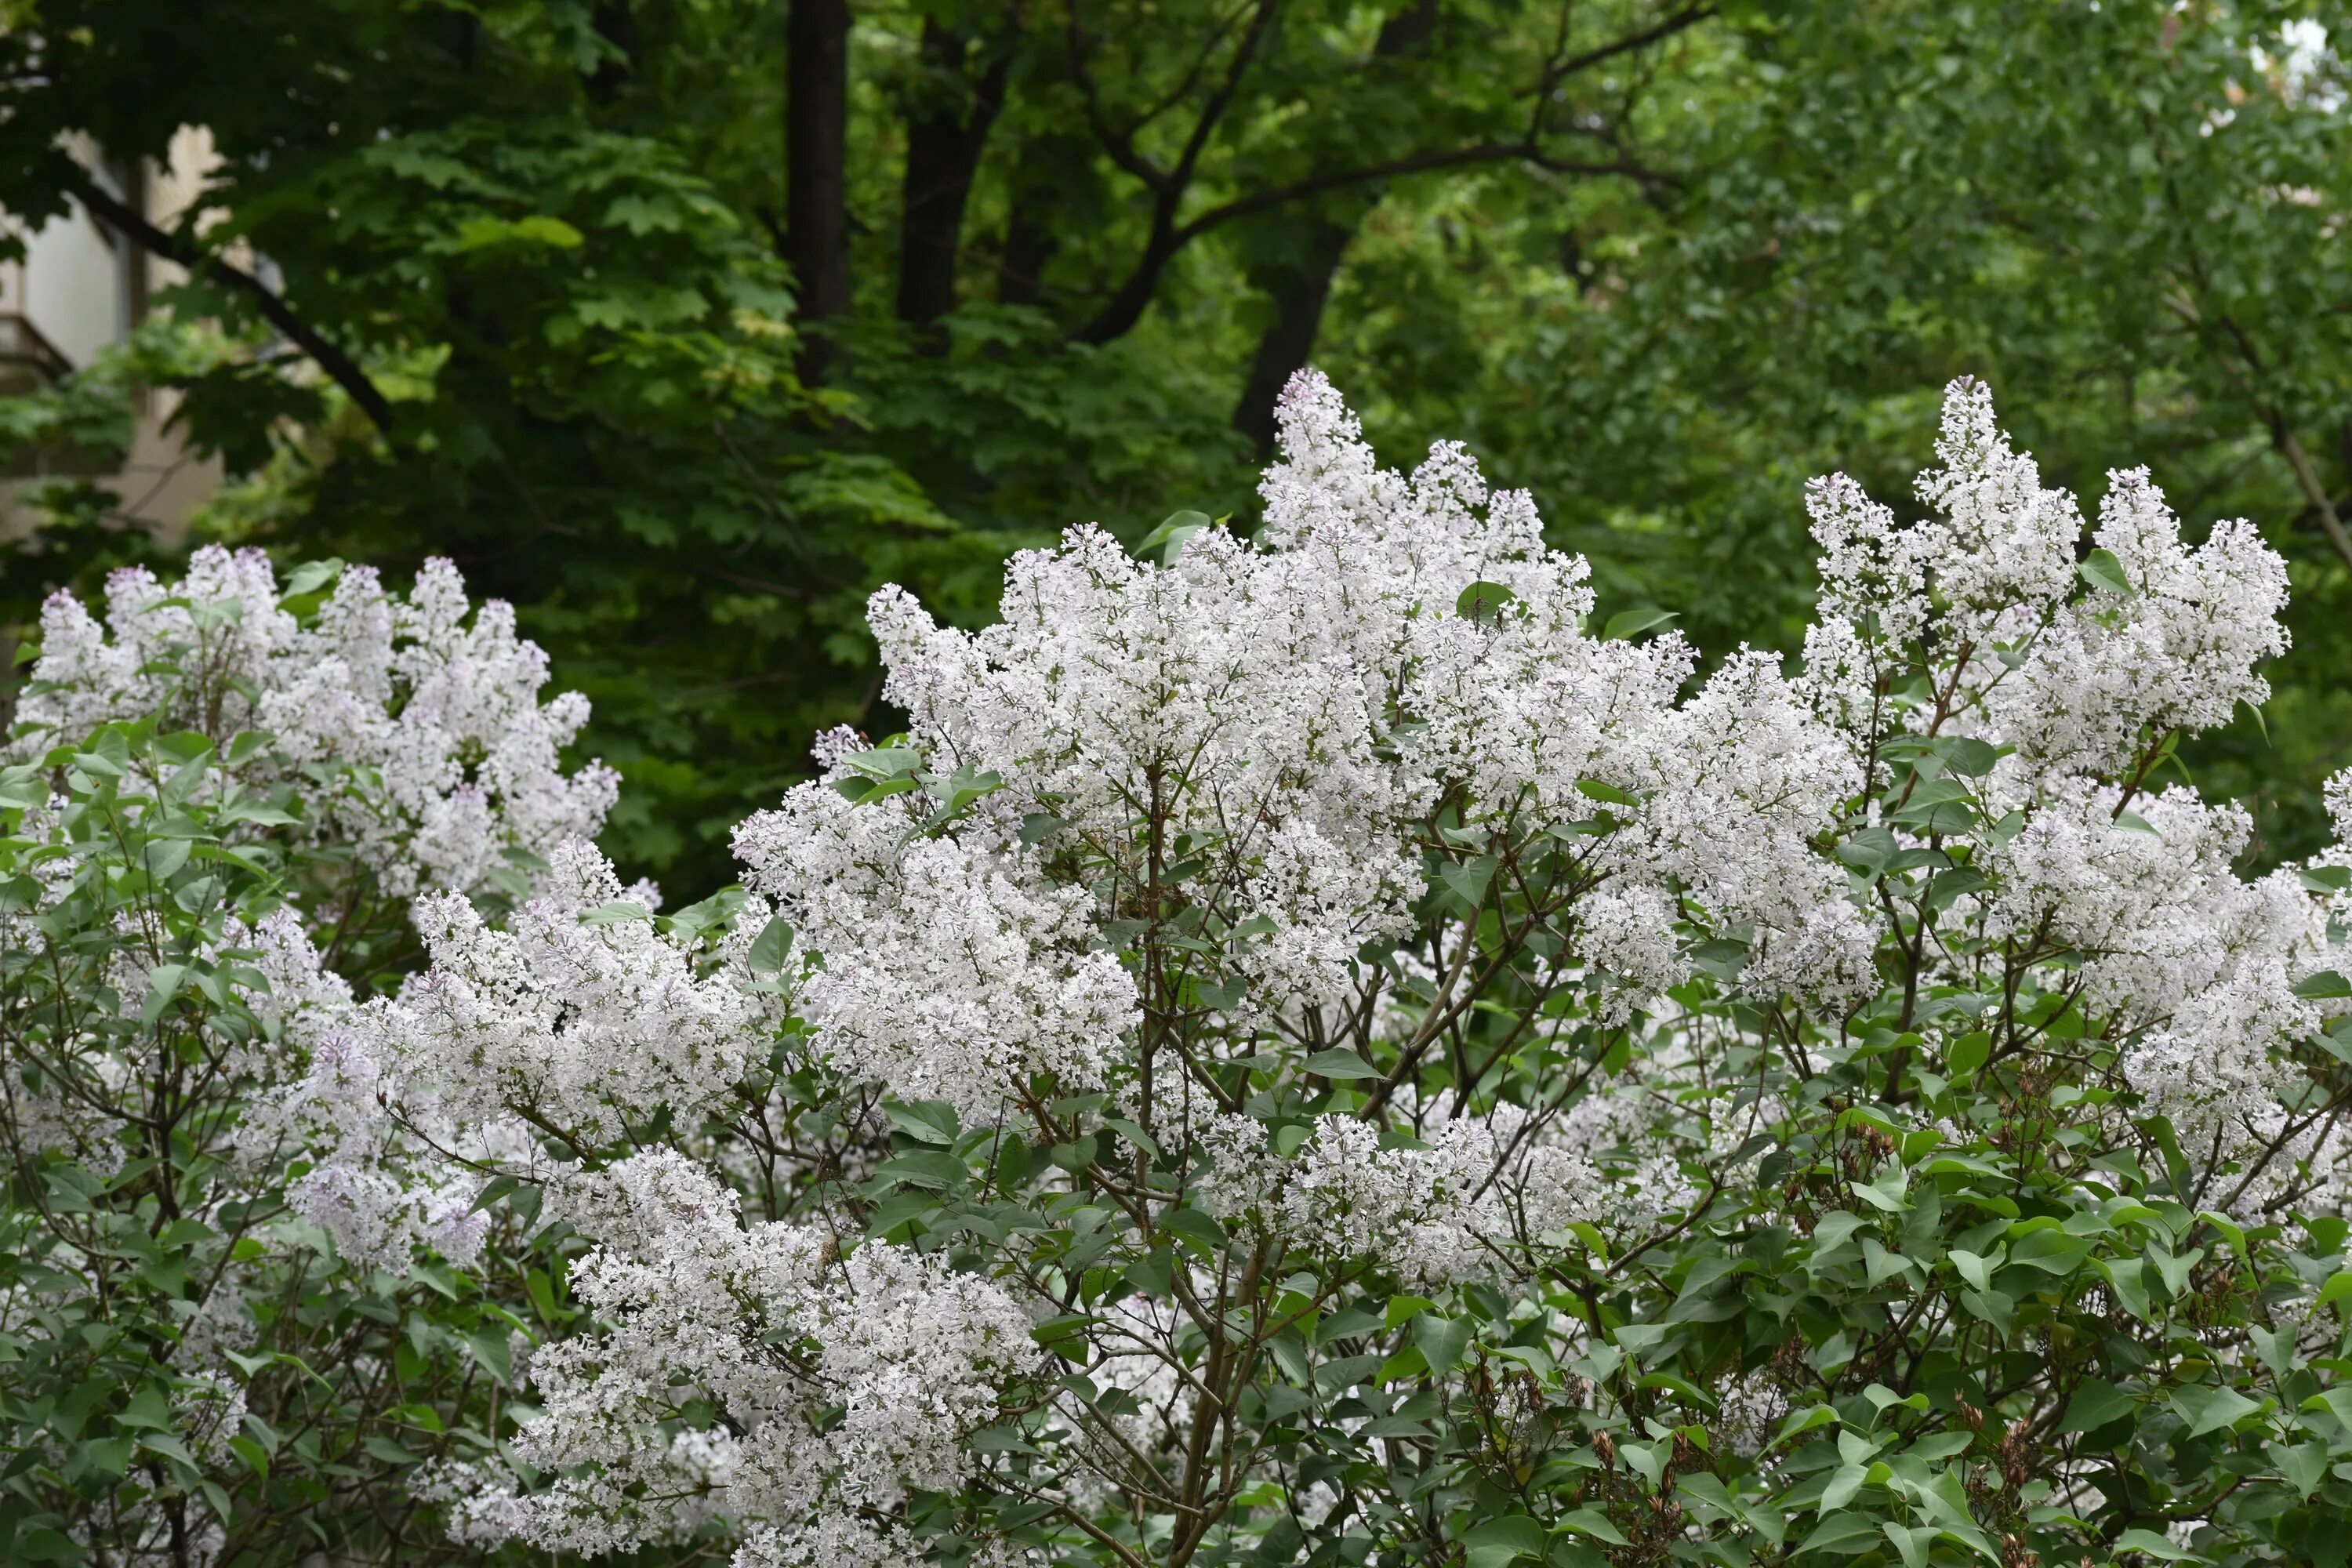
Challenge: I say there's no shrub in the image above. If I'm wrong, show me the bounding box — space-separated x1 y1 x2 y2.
19 376 2352 1568
351 373 2352 1568
0 555 612 1566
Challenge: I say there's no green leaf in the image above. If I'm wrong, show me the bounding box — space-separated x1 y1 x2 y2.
470 1174 523 1212
1138 510 1211 564
1959 1288 2013 1334
1942 1032 1991 1080
139 963 190 1026
363 1434 421 1467
1861 1238 1914 1287
1103 1116 1160 1157
884 1100 960 1145
1768 1404 1840 1450
2078 547 2132 595
466 1327 514 1385
139 837 194 881
1412 1312 1473 1374
2100 1255 2155 1320
1457 580 1522 623
580 899 654 925
1160 1207 1227 1254
11 1526 81 1563
2146 1244 2201 1299
2170 1383 2259 1438
2272 1439 2328 1501
2114 1528 2198 1562
217 799 298 826
869 1149 968 1191
1850 1166 1910 1212
2319 1269 2352 1312
1795 1510 1884 1555
747 916 795 975
845 746 923 779
280 557 347 598
453 213 586 251
1553 1508 1630 1547
1820 1461 1870 1512
1882 1523 1933 1568
1602 605 1676 640
1838 826 1900 873
1302 1048 1381 1080
967 1422 1040 1455
1436 855 1497 912
2302 1387 2352 1436
2003 1227 2095 1275
1461 1515 1547 1568
1944 736 2000 777
2059 1380 2134 1434
2295 970 2352 1000
136 1431 198 1468
225 729 274 766
1385 1294 1434 1328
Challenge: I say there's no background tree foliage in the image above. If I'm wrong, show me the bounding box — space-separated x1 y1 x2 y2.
1 0 2348 880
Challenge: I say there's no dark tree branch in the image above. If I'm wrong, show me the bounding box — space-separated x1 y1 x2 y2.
1232 0 1442 448
1074 1 1710 346
897 16 1021 335
1232 216 1352 452
1064 0 1266 193
1178 141 1668 243
60 167 397 437
1542 2 1712 90
787 0 855 380
2145 122 2352 575
996 157 1062 307
1065 6 1173 191
1166 0 1279 198
1073 0 1283 343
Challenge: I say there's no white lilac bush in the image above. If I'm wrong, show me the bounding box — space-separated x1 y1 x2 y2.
12 548 621 911
0 559 616 1568
13 375 2352 1568
309 372 2352 1568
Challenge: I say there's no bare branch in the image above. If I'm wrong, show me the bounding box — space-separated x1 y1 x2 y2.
1175 141 1668 245
1073 2 1707 344
59 166 397 437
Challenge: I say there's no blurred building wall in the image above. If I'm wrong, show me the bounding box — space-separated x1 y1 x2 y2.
1 127 225 542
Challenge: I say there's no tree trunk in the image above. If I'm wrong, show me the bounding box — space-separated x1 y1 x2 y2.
1231 216 1353 452
896 20 1014 343
586 1 639 106
996 188 1058 308
786 0 854 379
1230 0 1440 448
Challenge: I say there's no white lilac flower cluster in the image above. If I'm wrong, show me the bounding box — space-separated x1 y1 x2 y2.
731 370 1876 1134
1190 1080 1708 1287
14 547 619 898
1802 380 2290 788
1798 379 2343 1207
475 1151 1038 1568
382 838 767 1138
257 835 782 1272
731 786 1135 1125
368 370 2352 1564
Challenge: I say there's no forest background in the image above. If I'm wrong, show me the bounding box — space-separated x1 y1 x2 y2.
3 0 2349 896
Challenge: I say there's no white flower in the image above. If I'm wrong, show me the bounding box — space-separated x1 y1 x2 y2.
367 838 767 1141
488 1151 1038 1565
15 549 617 900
